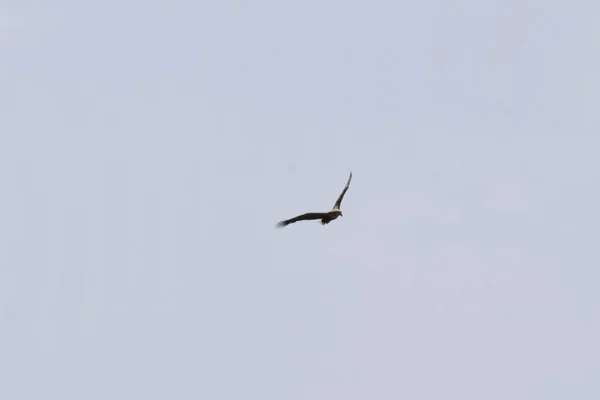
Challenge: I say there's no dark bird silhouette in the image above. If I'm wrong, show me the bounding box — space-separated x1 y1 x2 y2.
276 172 352 228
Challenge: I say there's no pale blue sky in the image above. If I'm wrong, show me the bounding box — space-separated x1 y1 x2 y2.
1 1 599 399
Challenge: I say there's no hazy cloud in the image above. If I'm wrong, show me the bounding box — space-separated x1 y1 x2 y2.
0 12 56 46
487 179 530 214
2 1 599 398
358 189 463 228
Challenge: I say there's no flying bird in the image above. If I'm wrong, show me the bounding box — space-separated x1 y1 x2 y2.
276 172 353 228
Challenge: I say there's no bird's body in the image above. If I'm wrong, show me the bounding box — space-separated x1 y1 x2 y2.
276 172 352 228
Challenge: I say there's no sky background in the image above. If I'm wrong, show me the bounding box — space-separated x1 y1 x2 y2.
1 0 600 399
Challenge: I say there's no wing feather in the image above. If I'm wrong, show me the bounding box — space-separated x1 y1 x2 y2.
275 212 329 227
332 172 352 210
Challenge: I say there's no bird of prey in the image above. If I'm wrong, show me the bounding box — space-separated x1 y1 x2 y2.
276 172 353 228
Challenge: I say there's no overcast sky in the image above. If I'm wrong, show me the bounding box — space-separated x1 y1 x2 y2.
1 1 599 399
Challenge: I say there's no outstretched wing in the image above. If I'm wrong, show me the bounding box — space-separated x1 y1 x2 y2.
332 172 352 210
276 212 329 228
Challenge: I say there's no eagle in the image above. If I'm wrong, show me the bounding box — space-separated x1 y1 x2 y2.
276 172 353 228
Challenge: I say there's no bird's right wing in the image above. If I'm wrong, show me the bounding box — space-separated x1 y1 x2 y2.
332 172 352 210
275 212 329 228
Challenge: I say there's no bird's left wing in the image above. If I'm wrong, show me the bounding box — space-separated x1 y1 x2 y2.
275 212 329 228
